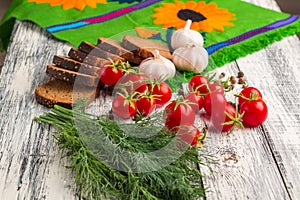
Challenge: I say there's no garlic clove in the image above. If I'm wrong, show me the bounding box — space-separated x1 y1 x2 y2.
172 45 208 73
171 19 204 50
139 50 176 81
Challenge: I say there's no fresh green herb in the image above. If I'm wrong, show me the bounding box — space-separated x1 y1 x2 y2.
35 105 215 200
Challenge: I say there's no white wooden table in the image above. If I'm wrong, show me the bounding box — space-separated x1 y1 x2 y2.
0 0 299 199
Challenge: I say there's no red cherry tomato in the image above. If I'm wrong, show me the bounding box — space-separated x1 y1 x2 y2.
188 75 210 95
164 100 195 131
135 83 149 94
136 95 156 117
203 92 226 116
151 82 172 106
112 95 137 119
211 103 236 132
238 87 262 105
239 99 268 127
209 83 224 94
100 66 123 86
117 72 146 93
185 92 204 112
176 124 201 146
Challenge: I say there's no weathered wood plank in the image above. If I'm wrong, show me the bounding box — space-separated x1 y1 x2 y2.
0 21 77 199
239 0 300 198
0 0 300 198
199 64 290 200
199 0 300 199
237 37 300 199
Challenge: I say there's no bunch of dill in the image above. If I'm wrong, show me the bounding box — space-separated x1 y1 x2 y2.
35 105 215 200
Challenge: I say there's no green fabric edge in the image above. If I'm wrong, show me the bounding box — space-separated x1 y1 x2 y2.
0 1 132 51
208 18 300 68
0 0 25 51
0 18 15 51
1 0 300 67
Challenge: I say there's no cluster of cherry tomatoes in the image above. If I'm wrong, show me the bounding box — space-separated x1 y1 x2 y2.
186 75 268 133
110 72 203 146
111 72 172 118
109 72 268 147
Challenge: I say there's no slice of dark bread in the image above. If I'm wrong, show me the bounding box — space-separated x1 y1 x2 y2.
97 37 143 64
35 79 98 108
121 35 172 59
78 41 125 62
68 48 110 68
46 65 99 87
53 55 100 76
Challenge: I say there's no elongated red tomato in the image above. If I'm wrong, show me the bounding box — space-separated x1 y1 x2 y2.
117 72 146 94
151 82 172 106
135 83 149 94
203 92 226 116
209 83 224 95
136 95 156 117
185 92 204 112
164 100 195 131
112 95 137 119
211 103 236 132
176 124 201 146
239 99 268 127
238 87 262 105
188 75 210 94
100 66 123 86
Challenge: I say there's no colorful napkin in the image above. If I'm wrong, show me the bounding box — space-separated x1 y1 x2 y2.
1 0 300 68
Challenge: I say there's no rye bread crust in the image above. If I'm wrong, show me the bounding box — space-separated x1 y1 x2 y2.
121 35 172 60
53 55 100 76
68 48 111 68
78 41 125 62
46 65 100 87
35 92 72 108
35 79 98 108
36 35 173 108
97 37 143 64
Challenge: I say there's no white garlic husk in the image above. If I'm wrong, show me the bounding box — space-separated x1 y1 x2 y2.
139 50 176 81
172 44 208 73
171 19 204 50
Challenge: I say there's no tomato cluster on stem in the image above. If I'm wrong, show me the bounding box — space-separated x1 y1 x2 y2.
112 73 173 120
163 95 205 147
236 87 268 127
184 75 268 134
111 72 268 147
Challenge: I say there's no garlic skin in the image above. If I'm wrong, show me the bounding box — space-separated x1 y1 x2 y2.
171 19 204 50
172 45 208 73
139 50 176 81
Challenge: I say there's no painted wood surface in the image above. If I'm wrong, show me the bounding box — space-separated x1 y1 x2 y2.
0 22 77 199
0 0 299 199
199 0 300 199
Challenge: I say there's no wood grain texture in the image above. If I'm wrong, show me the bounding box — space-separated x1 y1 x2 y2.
0 21 77 199
199 0 300 199
239 0 300 198
237 36 300 199
0 0 300 198
198 64 290 200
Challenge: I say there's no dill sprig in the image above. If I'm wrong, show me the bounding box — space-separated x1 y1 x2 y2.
35 105 216 200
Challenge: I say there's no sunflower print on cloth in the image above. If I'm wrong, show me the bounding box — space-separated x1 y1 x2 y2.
108 0 143 4
152 1 236 32
27 0 107 11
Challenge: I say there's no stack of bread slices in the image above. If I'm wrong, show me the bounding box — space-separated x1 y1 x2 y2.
35 35 172 108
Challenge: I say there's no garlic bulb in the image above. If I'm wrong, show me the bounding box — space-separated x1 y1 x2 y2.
139 50 176 81
172 45 208 73
171 19 204 50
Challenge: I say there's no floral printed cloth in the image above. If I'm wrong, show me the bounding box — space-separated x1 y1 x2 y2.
1 0 300 68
